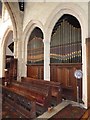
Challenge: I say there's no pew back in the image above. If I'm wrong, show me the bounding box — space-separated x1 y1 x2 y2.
21 77 62 104
2 84 36 118
11 80 52 115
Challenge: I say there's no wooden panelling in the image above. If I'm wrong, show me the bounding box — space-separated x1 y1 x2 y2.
86 38 90 107
27 63 82 102
4 58 17 85
50 63 82 101
27 64 44 79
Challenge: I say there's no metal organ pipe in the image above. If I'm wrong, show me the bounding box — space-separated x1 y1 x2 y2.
50 19 81 64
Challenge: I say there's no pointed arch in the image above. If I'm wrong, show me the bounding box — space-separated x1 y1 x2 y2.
1 26 13 77
45 3 87 43
22 20 44 77
44 3 88 108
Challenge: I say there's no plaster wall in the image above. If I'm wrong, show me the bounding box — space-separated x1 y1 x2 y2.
23 2 88 31
0 18 1 24
23 2 58 30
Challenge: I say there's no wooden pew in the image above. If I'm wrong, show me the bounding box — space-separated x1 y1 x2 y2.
2 84 36 118
9 81 51 115
21 77 62 105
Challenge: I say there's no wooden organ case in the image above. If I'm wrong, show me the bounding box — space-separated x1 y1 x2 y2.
50 14 82 101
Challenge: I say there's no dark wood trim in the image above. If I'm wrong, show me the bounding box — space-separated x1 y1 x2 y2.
0 77 5 85
50 63 82 66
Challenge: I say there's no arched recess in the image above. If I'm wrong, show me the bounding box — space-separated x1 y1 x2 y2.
1 3 18 78
50 14 82 102
45 3 88 108
23 20 44 78
2 27 17 82
2 3 24 82
27 27 44 79
1 27 13 77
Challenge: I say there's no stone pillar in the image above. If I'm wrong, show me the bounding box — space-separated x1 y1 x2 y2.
13 38 17 58
0 40 4 78
43 40 50 81
21 40 26 77
1 40 6 78
17 39 22 81
86 38 90 107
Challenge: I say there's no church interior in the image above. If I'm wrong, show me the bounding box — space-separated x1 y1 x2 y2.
0 1 90 119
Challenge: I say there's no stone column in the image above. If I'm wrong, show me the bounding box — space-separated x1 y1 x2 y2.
17 39 22 81
0 40 4 78
43 40 50 81
1 40 6 78
86 38 90 107
21 40 27 77
13 38 17 58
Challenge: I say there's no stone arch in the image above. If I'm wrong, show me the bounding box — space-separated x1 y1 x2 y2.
1 26 13 77
4 2 17 40
3 3 24 81
23 20 44 43
22 20 44 77
45 3 87 42
1 3 18 78
44 3 88 108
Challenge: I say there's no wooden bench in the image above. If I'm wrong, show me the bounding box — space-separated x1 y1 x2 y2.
2 84 36 118
21 77 62 105
10 81 52 115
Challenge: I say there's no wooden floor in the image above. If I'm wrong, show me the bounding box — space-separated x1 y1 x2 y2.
37 100 90 120
2 101 90 119
81 107 90 120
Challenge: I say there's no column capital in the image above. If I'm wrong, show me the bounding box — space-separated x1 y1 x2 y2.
43 39 50 44
13 38 18 42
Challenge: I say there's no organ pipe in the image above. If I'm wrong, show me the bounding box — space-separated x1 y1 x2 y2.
50 19 81 63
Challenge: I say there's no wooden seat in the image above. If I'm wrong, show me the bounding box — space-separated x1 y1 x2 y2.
10 80 52 115
2 84 36 118
21 77 62 105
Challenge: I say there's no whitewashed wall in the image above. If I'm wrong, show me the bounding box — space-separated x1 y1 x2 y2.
23 2 88 30
22 2 88 108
